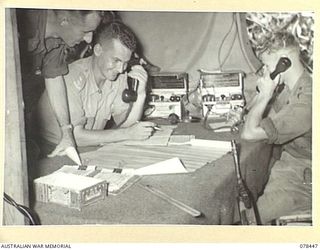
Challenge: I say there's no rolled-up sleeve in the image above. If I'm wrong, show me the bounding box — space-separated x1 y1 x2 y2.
42 42 69 78
260 76 312 145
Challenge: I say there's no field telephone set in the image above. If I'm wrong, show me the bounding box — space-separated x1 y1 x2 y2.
270 57 291 80
122 56 141 103
256 56 292 92
122 77 138 103
260 57 292 117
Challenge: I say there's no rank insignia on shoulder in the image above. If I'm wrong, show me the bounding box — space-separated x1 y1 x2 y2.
73 73 86 90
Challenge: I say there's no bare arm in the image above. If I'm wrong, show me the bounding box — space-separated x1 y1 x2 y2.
115 65 147 127
241 94 270 141
72 65 158 147
241 69 277 141
245 94 258 111
118 92 146 127
73 121 156 147
45 76 76 156
45 76 70 127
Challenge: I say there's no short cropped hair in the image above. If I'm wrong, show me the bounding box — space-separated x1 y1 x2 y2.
95 22 137 52
256 32 299 57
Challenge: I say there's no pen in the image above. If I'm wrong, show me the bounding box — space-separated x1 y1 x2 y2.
135 121 161 131
153 126 162 131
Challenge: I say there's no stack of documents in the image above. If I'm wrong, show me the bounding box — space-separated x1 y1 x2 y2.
81 139 232 172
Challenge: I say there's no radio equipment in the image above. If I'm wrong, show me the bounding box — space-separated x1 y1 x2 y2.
144 72 188 121
199 70 245 131
200 70 245 118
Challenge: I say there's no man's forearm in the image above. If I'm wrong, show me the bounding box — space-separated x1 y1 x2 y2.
245 94 258 111
242 94 270 141
120 92 146 127
45 76 70 126
73 126 129 146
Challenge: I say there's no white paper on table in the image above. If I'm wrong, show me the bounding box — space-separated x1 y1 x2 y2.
117 125 176 146
168 135 196 145
134 157 188 176
56 165 97 176
189 139 231 150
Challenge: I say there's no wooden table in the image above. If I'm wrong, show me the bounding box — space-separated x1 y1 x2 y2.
29 123 273 225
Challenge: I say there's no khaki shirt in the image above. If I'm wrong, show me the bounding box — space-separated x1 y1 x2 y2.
17 9 70 78
37 56 129 144
260 70 312 159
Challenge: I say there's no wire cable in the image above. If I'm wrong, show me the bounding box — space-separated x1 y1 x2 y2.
3 192 41 225
202 105 212 130
202 105 242 133
217 13 236 71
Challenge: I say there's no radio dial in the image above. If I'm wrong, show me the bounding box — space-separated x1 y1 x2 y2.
170 96 176 102
231 94 242 100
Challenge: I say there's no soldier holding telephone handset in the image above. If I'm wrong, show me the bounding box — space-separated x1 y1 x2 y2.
241 32 312 224
36 22 157 148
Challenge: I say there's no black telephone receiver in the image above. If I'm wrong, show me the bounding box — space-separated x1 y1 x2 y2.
261 57 292 118
256 57 291 93
122 56 140 103
270 57 292 80
122 77 138 103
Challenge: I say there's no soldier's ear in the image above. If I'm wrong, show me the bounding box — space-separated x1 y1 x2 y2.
94 44 103 56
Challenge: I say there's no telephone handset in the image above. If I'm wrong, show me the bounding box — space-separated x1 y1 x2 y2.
261 56 292 118
270 56 292 80
256 57 292 92
122 56 141 103
122 77 138 103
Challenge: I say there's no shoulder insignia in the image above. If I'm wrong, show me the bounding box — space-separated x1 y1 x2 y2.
72 71 87 91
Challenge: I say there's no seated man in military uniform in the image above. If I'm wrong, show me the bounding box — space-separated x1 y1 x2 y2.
241 32 312 224
36 22 156 148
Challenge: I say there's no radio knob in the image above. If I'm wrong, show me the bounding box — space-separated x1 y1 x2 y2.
237 94 242 100
160 96 165 101
150 94 159 102
170 96 176 102
221 94 226 100
203 94 215 102
176 96 181 102
202 95 208 102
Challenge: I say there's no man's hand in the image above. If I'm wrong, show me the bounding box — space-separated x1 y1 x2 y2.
124 121 156 141
48 126 76 157
256 67 279 98
127 65 148 93
229 106 243 126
